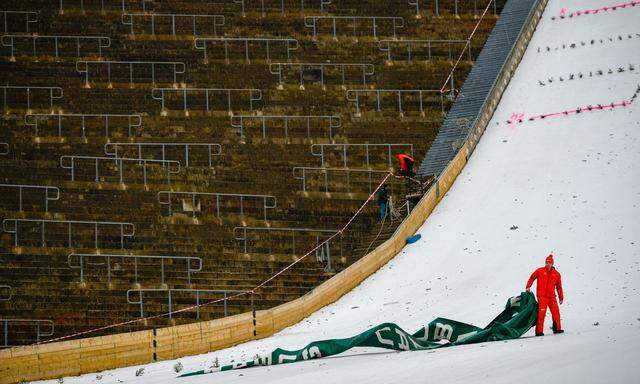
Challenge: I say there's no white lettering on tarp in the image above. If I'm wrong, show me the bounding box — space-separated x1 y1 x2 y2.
434 323 454 341
395 329 410 350
302 346 322 360
278 354 299 364
375 327 394 346
415 325 429 342
455 331 478 342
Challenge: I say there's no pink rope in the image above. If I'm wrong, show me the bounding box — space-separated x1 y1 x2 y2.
440 0 495 93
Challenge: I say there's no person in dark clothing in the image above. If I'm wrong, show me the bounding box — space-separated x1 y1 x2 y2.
377 185 389 221
394 153 415 178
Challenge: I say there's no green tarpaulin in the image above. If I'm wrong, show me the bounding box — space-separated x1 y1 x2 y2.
180 292 537 377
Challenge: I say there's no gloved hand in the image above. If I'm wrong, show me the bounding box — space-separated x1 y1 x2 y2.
559 299 563 305
526 287 531 292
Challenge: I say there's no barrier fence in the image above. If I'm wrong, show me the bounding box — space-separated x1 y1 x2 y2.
293 166 389 194
408 0 498 17
2 218 135 249
58 0 155 13
194 37 299 62
127 289 253 319
104 142 222 168
157 191 276 221
151 87 262 114
68 253 203 285
122 13 225 37
1 319 54 348
25 113 142 137
1 86 63 112
59 155 181 186
346 88 445 116
1 35 110 59
304 15 404 39
233 226 341 257
76 60 186 87
269 62 374 88
0 184 60 212
234 0 332 15
230 114 341 140
0 11 38 33
310 143 413 168
379 39 471 62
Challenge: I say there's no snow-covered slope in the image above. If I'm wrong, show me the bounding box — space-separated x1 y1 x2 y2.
39 1 640 383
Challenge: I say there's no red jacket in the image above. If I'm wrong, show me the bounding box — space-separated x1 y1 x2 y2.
394 154 415 171
526 267 563 301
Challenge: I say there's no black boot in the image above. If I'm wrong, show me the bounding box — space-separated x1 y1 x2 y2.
536 332 544 336
552 322 564 334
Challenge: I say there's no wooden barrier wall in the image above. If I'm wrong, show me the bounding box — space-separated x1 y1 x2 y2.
0 1 547 382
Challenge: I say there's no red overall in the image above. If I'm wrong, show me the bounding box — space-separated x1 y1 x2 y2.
526 256 564 334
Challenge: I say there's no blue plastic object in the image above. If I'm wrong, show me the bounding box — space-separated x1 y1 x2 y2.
406 234 422 244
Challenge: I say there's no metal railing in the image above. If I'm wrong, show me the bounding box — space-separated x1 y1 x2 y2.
76 60 186 87
194 37 299 62
0 286 11 301
2 218 135 248
379 39 471 62
304 15 404 39
293 166 389 194
1 11 38 33
157 191 276 221
0 143 9 155
1 35 110 59
25 113 142 137
346 88 445 116
269 62 374 88
1 86 63 112
1 319 54 347
151 87 262 114
127 288 253 319
310 143 414 168
0 184 60 212
409 0 498 17
68 253 202 285
122 13 224 37
59 0 154 13
233 225 341 259
234 0 332 15
104 142 222 167
60 155 180 185
230 114 341 140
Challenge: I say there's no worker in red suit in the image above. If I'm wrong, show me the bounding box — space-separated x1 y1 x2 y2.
394 153 415 178
526 254 564 336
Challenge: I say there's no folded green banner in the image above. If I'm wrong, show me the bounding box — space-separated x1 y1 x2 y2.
180 292 537 377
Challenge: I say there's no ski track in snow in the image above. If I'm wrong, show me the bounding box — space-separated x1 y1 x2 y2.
36 1 640 383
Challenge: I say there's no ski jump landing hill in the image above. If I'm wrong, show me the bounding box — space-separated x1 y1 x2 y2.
6 0 640 383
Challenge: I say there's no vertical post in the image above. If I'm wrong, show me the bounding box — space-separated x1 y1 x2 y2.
68 221 72 248
107 254 111 284
223 291 228 316
79 254 84 283
160 257 165 286
94 222 99 248
196 291 200 319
